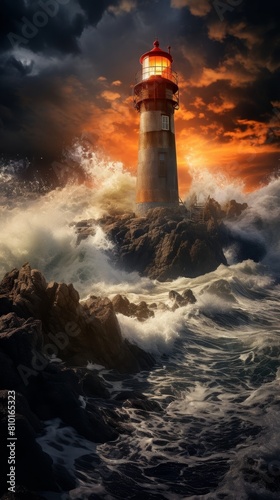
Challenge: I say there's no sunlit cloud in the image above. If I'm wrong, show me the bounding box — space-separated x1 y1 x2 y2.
171 0 211 16
101 90 121 102
108 0 137 16
207 97 236 114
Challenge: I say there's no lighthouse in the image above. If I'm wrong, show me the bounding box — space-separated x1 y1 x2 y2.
134 39 179 215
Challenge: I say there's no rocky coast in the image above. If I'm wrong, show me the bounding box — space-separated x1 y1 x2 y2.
0 199 253 497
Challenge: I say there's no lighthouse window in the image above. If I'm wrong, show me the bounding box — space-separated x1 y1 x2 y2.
158 152 167 178
162 115 169 130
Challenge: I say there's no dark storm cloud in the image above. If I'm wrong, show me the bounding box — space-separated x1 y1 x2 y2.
1 0 81 54
0 0 124 55
0 0 124 161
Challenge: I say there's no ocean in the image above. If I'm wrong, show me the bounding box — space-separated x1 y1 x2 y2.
0 151 280 499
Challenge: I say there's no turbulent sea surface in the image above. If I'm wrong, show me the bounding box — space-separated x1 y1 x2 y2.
1 153 280 499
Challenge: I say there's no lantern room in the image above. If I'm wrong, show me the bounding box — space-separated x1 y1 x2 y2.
141 40 173 81
134 39 179 111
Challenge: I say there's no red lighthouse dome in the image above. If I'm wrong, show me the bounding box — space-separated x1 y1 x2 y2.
140 39 173 81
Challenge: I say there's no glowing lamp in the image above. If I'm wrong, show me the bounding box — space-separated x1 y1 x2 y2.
141 40 173 81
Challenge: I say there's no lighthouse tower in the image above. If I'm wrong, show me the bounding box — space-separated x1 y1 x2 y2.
134 39 179 215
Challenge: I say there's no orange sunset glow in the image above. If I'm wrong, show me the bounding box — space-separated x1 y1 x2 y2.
83 76 279 197
0 0 279 193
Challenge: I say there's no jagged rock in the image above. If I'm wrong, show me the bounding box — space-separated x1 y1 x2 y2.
114 391 162 413
0 264 154 373
35 368 118 443
112 294 131 316
123 398 162 413
169 289 197 310
98 208 227 280
136 301 154 321
73 219 96 244
203 197 225 221
169 290 185 310
77 369 110 399
0 318 120 441
0 265 156 495
111 294 154 321
182 289 197 304
224 199 248 218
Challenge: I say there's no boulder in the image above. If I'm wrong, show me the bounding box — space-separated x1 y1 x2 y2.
0 264 154 373
112 294 130 316
111 295 154 322
169 289 197 310
182 289 197 304
224 199 248 218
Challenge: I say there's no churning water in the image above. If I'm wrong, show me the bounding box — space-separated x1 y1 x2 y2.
1 151 280 499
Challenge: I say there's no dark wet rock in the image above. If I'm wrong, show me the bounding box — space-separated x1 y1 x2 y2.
201 197 248 222
112 294 131 316
83 295 154 371
169 290 185 310
224 199 248 218
77 369 110 399
52 464 76 492
136 301 154 321
112 294 155 321
149 302 158 309
0 265 156 495
0 313 44 368
33 366 118 443
182 289 197 304
85 399 128 437
72 218 96 245
98 207 227 280
203 197 225 221
169 289 197 310
114 390 162 413
123 398 162 413
0 264 154 373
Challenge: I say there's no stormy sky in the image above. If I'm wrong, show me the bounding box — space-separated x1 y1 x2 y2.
0 0 279 193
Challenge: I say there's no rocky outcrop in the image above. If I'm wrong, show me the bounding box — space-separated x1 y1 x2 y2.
111 294 154 321
0 263 154 373
0 264 155 494
169 289 197 310
94 207 227 281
